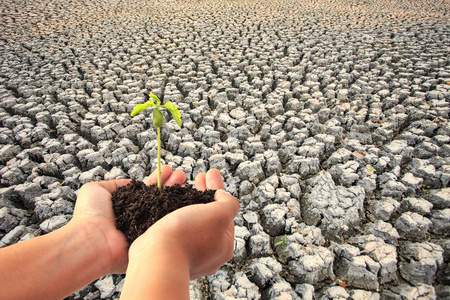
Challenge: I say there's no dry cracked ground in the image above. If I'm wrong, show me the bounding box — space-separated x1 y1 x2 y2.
1 0 450 299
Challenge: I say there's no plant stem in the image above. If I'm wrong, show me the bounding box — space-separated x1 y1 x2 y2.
157 127 162 191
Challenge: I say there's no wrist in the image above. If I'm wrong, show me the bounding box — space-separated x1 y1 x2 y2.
129 231 190 271
123 237 191 300
67 218 128 275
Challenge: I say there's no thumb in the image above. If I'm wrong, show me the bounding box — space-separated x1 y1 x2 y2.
211 189 240 224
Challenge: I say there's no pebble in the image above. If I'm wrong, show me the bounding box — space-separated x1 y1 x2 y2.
287 245 335 285
394 212 432 240
364 220 400 246
39 215 71 233
430 188 450 209
400 197 433 215
94 275 116 299
302 171 365 242
430 208 450 236
398 242 444 286
249 257 283 289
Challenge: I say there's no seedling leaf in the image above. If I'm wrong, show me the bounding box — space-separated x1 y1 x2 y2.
163 101 182 127
149 92 161 106
130 100 155 116
275 234 288 249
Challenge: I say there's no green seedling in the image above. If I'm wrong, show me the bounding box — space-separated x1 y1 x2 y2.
131 92 182 191
275 234 288 249
367 166 376 173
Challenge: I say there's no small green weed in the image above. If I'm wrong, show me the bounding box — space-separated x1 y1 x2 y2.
275 234 288 249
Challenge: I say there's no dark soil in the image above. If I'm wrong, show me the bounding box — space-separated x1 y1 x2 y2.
112 179 215 244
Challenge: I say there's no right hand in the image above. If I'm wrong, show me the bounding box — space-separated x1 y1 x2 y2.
130 169 240 279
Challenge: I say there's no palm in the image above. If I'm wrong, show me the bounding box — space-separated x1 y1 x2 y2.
75 180 128 222
72 179 131 273
71 167 186 274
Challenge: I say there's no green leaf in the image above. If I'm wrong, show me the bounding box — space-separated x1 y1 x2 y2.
149 92 161 106
163 101 182 127
275 241 283 246
130 100 155 116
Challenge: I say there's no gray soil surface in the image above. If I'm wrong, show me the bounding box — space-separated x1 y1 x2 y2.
1 0 449 299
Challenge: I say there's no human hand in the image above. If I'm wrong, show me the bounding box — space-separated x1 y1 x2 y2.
129 169 240 279
70 165 186 274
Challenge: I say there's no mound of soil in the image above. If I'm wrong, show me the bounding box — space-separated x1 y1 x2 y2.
112 179 215 244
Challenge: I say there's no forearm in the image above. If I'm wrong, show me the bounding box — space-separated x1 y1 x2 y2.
120 246 190 300
0 222 110 300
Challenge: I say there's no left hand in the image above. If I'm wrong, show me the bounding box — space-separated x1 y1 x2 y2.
70 166 186 274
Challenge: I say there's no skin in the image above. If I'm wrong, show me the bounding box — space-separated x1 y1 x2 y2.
120 168 240 299
0 166 239 300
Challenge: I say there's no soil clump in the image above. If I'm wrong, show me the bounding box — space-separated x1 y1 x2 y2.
112 179 215 244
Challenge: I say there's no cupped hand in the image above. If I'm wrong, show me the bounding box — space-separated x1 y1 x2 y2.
70 166 186 274
131 169 240 279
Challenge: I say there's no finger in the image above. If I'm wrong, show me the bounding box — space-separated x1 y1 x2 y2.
195 173 207 191
163 169 186 186
144 165 173 185
205 169 224 190
212 189 240 222
82 179 132 195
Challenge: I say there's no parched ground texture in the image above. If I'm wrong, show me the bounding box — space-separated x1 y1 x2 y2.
0 0 449 299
